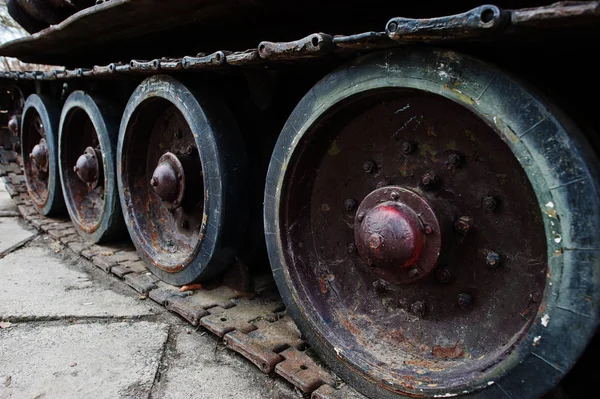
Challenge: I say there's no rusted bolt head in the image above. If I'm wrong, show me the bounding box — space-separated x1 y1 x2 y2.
447 154 461 167
401 141 413 154
457 293 473 309
390 191 400 200
435 268 452 284
186 144 195 155
357 212 365 222
483 196 498 211
388 21 399 33
30 140 48 168
424 225 434 235
363 160 376 173
348 243 356 254
8 115 19 135
421 172 437 188
407 268 419 278
410 300 426 317
74 150 100 184
486 251 501 269
174 130 182 139
151 160 179 202
454 216 472 235
344 198 357 211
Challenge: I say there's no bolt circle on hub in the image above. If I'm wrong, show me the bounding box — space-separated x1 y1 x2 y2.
354 186 442 284
73 146 102 189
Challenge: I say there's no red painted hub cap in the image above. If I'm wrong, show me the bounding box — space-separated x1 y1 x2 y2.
354 186 443 284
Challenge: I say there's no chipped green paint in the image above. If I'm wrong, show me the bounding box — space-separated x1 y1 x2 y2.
419 143 439 162
328 140 340 156
446 140 457 150
464 129 476 142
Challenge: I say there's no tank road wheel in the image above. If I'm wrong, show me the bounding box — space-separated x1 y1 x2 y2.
118 75 247 285
58 91 124 243
21 94 64 215
264 49 600 398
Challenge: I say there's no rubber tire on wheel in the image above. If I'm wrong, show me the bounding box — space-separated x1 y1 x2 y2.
6 0 48 35
118 75 248 285
58 91 125 243
21 94 65 216
264 48 600 398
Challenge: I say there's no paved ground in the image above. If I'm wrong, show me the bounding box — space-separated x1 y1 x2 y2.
0 181 298 399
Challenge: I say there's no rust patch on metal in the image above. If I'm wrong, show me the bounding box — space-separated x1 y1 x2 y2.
432 341 465 359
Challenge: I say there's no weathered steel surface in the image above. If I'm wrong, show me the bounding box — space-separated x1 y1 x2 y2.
275 348 336 393
165 286 242 325
0 3 598 80
201 298 283 337
224 316 304 373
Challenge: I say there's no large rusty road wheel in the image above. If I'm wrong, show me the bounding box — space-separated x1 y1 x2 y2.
118 75 247 285
58 91 124 243
264 49 600 399
21 94 64 215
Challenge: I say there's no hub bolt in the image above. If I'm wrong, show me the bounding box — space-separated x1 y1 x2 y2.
401 141 414 154
348 243 356 254
436 268 452 284
150 177 158 186
357 212 365 222
408 268 419 278
186 144 195 154
447 154 461 167
388 21 399 33
486 251 501 269
421 172 437 188
390 191 400 200
175 130 183 139
410 301 426 317
424 225 434 235
454 216 472 235
457 293 473 309
344 199 357 211
483 196 498 211
363 160 376 173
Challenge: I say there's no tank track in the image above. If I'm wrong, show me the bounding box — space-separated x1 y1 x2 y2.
0 146 367 399
0 2 598 82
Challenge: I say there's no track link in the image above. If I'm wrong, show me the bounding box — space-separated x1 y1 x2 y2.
0 146 366 399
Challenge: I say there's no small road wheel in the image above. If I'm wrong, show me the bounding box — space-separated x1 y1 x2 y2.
118 75 248 285
21 93 65 216
58 91 125 243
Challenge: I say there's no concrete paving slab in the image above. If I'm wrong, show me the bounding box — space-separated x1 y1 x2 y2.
0 218 34 254
0 321 169 399
151 327 297 399
0 245 155 319
0 181 17 214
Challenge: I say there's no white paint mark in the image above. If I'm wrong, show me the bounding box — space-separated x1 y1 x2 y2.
554 235 562 244
545 201 554 208
395 104 410 114
533 336 541 345
434 394 459 398
541 314 550 327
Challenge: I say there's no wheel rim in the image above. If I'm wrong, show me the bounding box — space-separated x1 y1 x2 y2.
266 49 600 398
60 107 106 233
22 105 51 208
120 95 205 273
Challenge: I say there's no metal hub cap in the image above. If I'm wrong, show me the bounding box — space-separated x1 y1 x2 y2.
74 146 101 188
30 138 49 173
150 152 185 208
354 186 442 284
